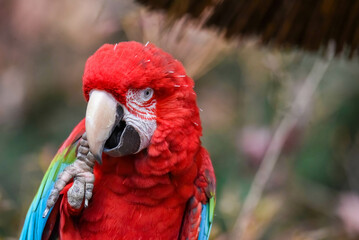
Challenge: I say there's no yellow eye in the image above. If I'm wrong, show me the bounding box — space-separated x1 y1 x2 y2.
141 88 153 101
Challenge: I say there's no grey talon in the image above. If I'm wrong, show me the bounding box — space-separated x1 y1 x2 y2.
43 133 96 217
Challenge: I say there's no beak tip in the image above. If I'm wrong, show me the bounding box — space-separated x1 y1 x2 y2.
94 153 102 164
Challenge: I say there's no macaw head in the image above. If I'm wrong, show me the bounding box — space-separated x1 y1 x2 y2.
83 42 202 170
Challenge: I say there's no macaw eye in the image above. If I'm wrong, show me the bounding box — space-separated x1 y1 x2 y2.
141 88 153 101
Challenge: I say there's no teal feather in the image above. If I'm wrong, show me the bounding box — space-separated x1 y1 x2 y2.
198 196 215 240
20 144 78 240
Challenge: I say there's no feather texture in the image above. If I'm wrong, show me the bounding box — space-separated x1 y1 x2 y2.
180 147 216 240
198 198 215 240
20 120 85 240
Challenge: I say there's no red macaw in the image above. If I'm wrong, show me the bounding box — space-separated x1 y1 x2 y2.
20 41 216 240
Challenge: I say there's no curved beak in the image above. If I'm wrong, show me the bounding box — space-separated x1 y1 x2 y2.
85 90 117 163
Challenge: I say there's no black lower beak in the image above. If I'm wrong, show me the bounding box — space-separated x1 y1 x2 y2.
103 105 141 157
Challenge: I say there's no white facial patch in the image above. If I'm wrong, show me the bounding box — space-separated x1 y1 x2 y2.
123 89 157 152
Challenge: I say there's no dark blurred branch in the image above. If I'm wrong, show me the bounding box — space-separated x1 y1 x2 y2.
231 44 335 240
137 0 359 56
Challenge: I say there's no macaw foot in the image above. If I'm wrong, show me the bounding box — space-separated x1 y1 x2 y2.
43 133 96 218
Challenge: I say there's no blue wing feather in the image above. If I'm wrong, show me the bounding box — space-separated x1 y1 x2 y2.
198 197 215 240
198 204 209 240
20 142 78 240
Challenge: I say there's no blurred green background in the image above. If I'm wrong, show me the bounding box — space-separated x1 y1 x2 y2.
1 1 359 239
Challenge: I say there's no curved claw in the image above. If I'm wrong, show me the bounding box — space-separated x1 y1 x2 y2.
84 182 94 208
43 165 77 217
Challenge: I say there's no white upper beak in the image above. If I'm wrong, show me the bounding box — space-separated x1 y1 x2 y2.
85 90 117 161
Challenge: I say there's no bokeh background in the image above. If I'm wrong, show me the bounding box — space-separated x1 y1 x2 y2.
1 1 359 239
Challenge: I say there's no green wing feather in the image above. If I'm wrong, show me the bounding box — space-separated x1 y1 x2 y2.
20 119 85 240
198 194 215 240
